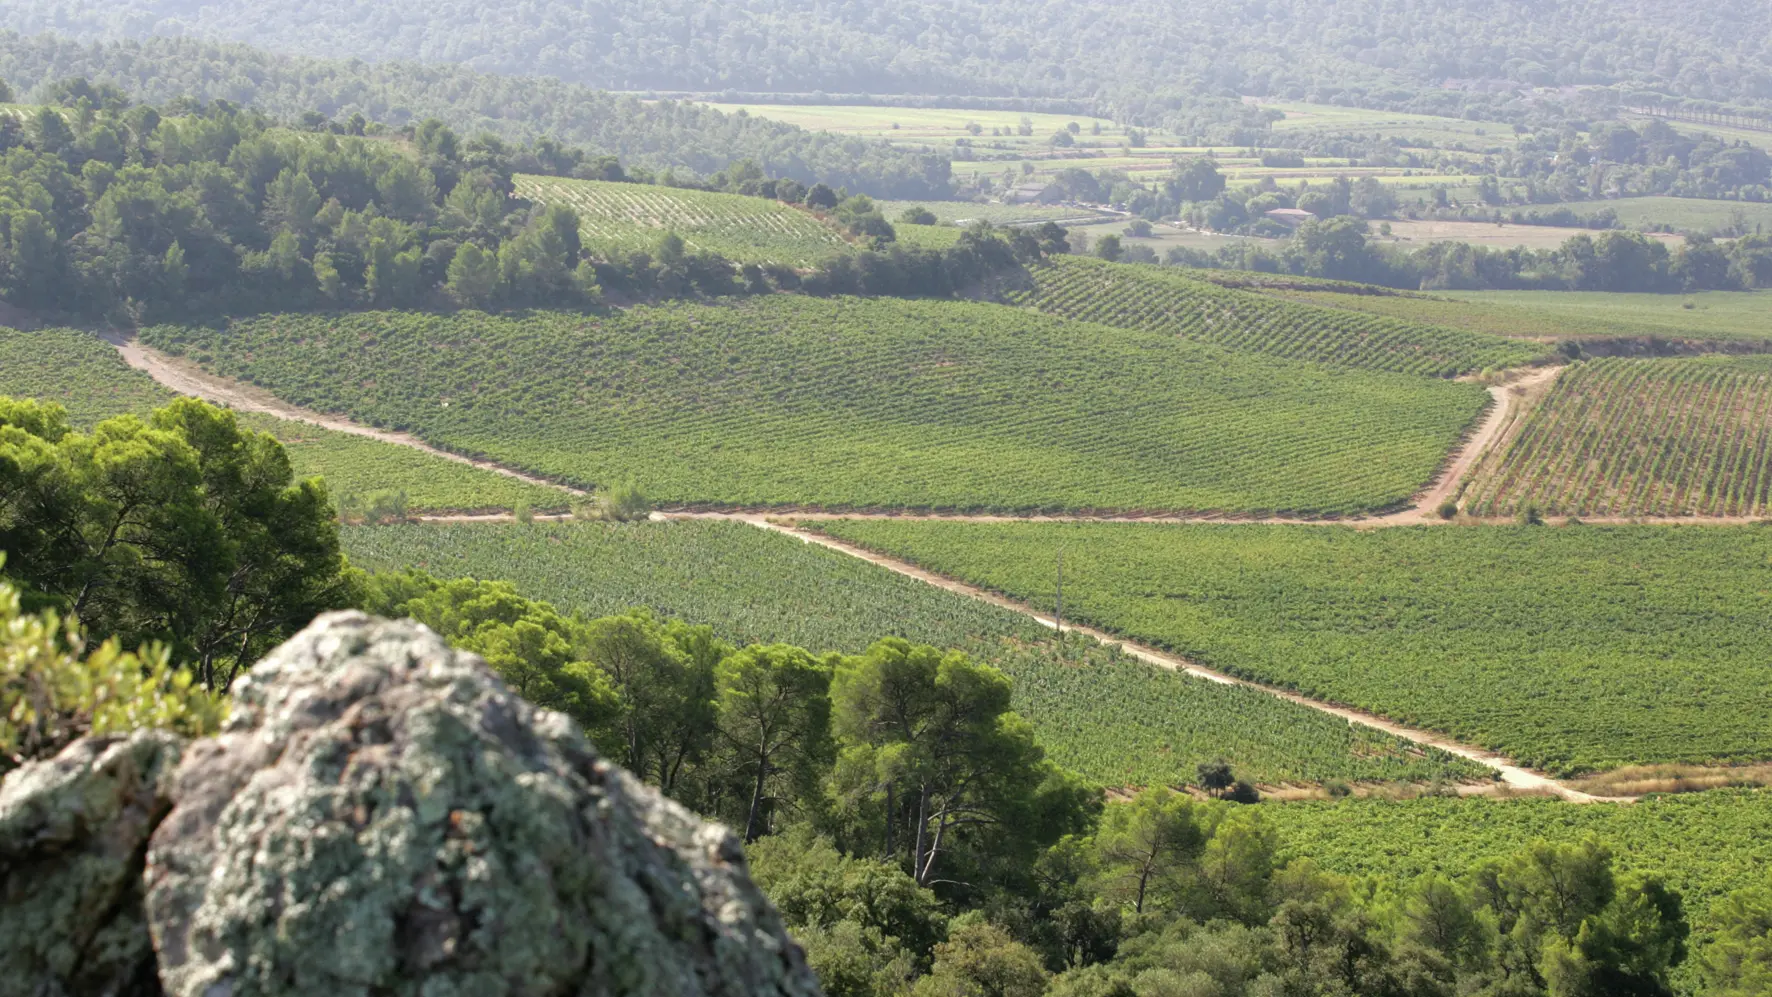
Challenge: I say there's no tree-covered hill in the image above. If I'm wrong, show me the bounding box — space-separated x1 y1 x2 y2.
10 0 1772 119
0 32 951 196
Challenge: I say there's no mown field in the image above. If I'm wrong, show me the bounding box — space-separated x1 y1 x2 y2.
878 200 1104 226
1009 255 1544 376
1526 195 1772 234
341 519 1486 788
0 326 562 513
1380 218 1683 251
1266 790 1772 983
140 300 1492 515
513 174 851 266
1273 286 1772 344
1467 357 1772 519
815 521 1772 774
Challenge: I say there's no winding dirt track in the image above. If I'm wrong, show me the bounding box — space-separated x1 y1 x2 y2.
106 333 1617 800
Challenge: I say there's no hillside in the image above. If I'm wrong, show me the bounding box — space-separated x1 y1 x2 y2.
0 32 950 196
1008 256 1544 377
10 0 1772 118
137 300 1492 515
515 174 853 266
819 520 1772 774
1466 357 1772 519
342 520 1485 788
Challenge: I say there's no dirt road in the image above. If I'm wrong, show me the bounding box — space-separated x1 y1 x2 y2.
105 335 1624 800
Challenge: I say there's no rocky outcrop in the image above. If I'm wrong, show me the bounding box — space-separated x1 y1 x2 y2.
0 730 182 997
1 612 821 997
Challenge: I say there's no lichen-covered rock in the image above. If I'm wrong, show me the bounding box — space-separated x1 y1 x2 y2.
0 730 182 997
143 611 822 997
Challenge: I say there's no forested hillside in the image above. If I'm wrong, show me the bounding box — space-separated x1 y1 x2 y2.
11 0 1772 121
0 32 951 196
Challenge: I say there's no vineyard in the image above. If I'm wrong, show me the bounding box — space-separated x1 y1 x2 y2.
513 174 851 266
0 326 562 513
1466 357 1772 518
340 520 1485 787
140 300 1491 515
1267 790 1772 980
815 520 1772 774
1006 255 1544 377
1274 287 1772 344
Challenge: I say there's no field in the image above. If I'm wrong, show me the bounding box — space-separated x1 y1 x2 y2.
1380 218 1683 251
877 200 1106 226
1064 218 1271 258
1272 286 1772 344
0 326 561 513
1465 358 1772 519
1266 790 1772 975
140 300 1492 515
1259 100 1521 154
814 521 1772 774
1008 255 1545 376
1523 196 1772 234
340 519 1486 788
512 174 851 266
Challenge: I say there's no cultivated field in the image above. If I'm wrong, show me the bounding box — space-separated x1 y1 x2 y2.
139 301 1493 515
1274 286 1772 344
1525 195 1772 234
0 326 562 513
513 174 850 266
1380 218 1683 251
815 520 1772 774
1259 100 1523 153
1465 357 1772 519
877 200 1105 226
342 520 1484 788
1009 255 1545 376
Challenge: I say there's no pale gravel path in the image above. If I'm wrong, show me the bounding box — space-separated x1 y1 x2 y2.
104 334 1635 800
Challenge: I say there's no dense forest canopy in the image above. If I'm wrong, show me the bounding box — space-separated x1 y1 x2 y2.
10 0 1772 120
0 32 952 197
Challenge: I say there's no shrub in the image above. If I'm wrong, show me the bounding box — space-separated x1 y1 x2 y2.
1437 498 1460 520
0 567 225 773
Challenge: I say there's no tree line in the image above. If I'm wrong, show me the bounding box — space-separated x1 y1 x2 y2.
0 86 1044 320
10 0 1772 137
0 31 953 198
7 393 1771 997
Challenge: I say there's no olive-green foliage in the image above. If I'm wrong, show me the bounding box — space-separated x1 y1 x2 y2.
912 917 1049 997
1262 790 1772 991
0 325 568 513
339 521 1486 787
818 520 1772 773
0 567 223 774
360 571 624 750
0 396 352 690
829 638 1099 889
1704 873 1772 996
140 300 1490 514
1008 256 1545 377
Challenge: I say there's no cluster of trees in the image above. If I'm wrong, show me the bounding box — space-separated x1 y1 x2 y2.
1163 219 1772 292
0 32 952 198
13 0 1772 130
1472 119 1772 205
0 87 1042 319
8 393 1772 997
0 88 614 317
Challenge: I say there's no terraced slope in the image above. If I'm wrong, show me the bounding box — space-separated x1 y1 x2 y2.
1006 256 1545 377
0 326 561 513
514 174 850 266
817 520 1772 774
341 520 1488 788
140 299 1491 515
1467 357 1772 519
